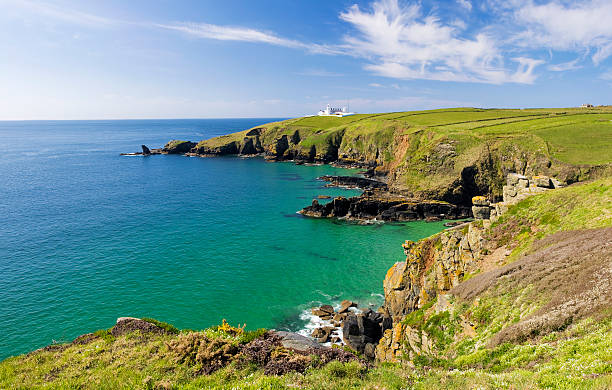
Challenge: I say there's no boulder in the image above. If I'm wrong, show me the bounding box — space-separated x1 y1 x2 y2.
339 300 357 314
333 313 345 322
507 173 527 186
517 178 529 189
342 312 383 353
472 206 491 220
364 343 376 359
551 178 566 188
533 175 552 188
503 185 518 202
272 331 323 352
471 196 489 206
320 305 334 314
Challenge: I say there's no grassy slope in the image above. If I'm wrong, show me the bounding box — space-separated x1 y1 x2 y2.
1 179 610 389
196 107 612 198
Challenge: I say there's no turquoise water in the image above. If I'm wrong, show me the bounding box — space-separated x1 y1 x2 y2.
0 119 447 359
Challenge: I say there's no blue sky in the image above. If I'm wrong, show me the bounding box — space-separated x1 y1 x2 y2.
1 0 611 119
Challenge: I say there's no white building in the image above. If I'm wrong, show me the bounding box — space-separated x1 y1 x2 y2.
317 104 355 117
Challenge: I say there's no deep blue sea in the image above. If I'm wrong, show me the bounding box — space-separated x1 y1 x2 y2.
0 119 448 360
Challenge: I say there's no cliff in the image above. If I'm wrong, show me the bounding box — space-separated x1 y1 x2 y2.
374 176 612 378
178 107 612 205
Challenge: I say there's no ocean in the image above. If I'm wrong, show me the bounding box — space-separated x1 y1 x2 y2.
0 119 448 359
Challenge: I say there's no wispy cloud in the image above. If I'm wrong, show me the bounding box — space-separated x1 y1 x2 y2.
600 70 612 81
9 0 612 86
156 22 344 55
457 0 472 11
511 0 612 65
547 58 582 72
339 0 541 84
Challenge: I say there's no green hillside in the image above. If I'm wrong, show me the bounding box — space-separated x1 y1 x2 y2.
192 107 612 203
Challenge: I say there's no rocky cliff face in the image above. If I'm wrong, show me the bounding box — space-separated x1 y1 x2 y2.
376 223 487 361
375 172 570 362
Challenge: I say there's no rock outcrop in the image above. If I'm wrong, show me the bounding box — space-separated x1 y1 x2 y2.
471 173 566 220
163 140 197 154
300 191 470 222
318 175 388 190
375 172 570 361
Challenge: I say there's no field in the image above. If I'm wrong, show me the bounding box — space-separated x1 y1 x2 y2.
193 107 612 201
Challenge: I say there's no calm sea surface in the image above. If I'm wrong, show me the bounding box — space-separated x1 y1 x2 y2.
0 119 447 359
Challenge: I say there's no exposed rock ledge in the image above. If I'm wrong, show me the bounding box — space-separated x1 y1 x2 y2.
299 190 471 222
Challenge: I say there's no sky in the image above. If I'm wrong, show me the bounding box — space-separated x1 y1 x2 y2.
1 0 611 119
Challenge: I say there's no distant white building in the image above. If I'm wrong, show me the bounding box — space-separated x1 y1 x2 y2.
317 104 355 117
580 103 594 108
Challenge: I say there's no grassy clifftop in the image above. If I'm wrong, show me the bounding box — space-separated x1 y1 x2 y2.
193 107 612 203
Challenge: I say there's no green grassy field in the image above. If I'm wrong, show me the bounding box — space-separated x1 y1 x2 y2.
193 107 612 200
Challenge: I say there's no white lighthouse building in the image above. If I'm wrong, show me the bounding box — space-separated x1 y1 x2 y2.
317 104 355 117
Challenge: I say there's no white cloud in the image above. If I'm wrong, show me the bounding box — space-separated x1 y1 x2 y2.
457 0 472 11
339 0 541 84
156 22 343 55
512 0 612 65
547 58 582 72
369 83 383 87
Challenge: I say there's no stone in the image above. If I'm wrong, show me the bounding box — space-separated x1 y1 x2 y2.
472 206 491 220
533 175 552 188
471 196 489 206
551 178 565 188
320 305 334 314
339 300 357 313
342 313 383 353
311 328 326 339
311 308 328 317
507 173 521 186
517 178 529 189
141 145 151 155
503 185 518 198
364 343 376 359
272 331 324 352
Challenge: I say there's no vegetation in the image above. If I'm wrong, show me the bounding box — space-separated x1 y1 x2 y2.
194 107 612 201
489 176 612 260
2 115 611 388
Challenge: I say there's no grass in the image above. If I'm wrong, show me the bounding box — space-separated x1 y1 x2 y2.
191 107 612 198
490 176 611 260
3 320 609 389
